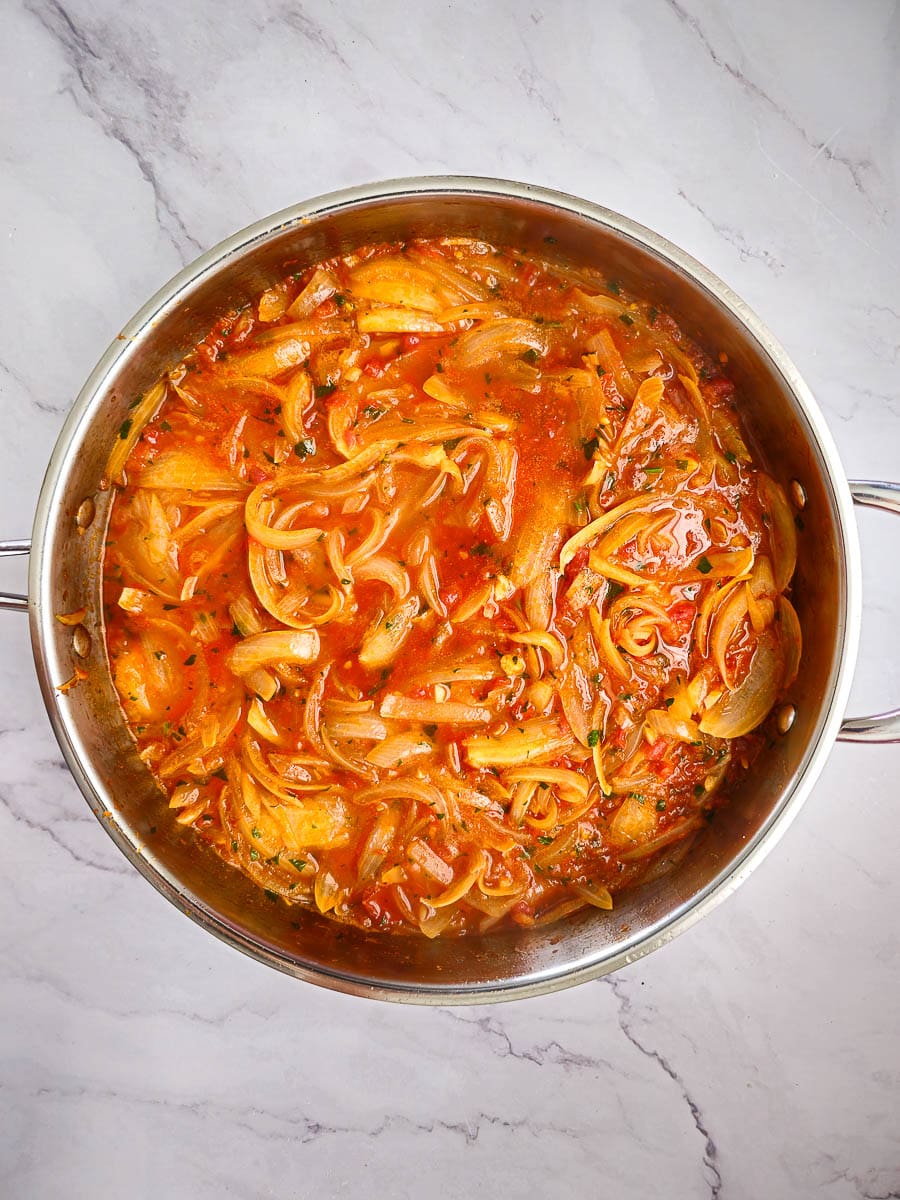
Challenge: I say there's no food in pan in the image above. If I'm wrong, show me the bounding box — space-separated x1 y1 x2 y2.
103 237 801 936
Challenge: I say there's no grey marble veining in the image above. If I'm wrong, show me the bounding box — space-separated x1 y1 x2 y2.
1 2 898 1197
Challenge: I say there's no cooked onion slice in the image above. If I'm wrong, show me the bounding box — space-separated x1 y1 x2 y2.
358 594 420 671
106 381 167 485
288 268 339 319
228 630 320 677
758 474 798 592
380 693 492 725
451 319 548 372
278 797 352 850
366 732 434 769
464 718 576 767
571 880 614 910
779 596 802 688
357 307 446 334
607 793 657 847
222 336 310 379
699 632 782 739
137 450 247 493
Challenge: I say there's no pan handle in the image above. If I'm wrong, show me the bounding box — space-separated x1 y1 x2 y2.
838 480 900 743
0 539 30 613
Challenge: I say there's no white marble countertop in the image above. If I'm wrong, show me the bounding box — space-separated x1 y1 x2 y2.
2 2 898 1196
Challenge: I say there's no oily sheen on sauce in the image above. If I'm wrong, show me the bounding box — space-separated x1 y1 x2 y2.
102 237 802 937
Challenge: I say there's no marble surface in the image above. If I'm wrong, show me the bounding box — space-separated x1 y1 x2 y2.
2 1 899 1196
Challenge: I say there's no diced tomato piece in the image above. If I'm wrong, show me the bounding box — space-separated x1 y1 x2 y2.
197 338 224 367
363 359 385 378
565 547 590 578
704 376 735 402
227 311 255 348
645 737 668 762
667 601 696 636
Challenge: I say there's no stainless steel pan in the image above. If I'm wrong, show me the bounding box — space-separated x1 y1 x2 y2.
3 177 898 1003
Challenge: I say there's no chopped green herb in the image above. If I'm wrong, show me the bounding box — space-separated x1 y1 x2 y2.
582 435 600 460
294 437 317 459
315 383 336 399
118 418 132 440
470 541 491 556
251 827 261 839
160 420 172 432
537 835 554 845
183 654 196 666
697 555 713 575
587 729 600 748
619 313 634 327
656 800 666 812
364 405 384 420
289 858 307 872
264 889 279 902
520 347 540 365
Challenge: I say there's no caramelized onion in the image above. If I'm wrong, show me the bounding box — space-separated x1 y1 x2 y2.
228 630 320 676
758 474 798 591
700 632 782 738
